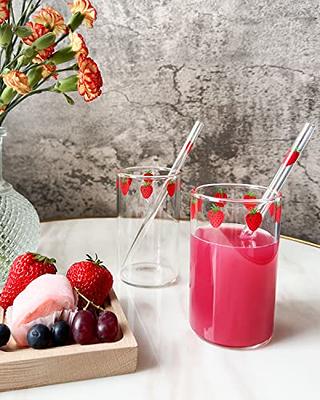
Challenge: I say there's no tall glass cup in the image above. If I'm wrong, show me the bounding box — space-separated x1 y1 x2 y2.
117 166 180 288
189 183 282 348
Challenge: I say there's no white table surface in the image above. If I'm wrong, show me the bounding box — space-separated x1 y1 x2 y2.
2 218 320 400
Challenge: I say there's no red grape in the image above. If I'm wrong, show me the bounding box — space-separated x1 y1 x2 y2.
72 310 96 345
97 311 119 343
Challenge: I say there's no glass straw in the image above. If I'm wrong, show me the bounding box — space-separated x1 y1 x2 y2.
121 120 204 268
242 122 316 236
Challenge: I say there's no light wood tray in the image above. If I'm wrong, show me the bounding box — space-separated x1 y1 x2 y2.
0 289 138 392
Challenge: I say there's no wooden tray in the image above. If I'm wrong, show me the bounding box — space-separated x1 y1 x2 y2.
0 289 138 392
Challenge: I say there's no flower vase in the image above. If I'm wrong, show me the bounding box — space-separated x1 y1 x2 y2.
0 127 40 283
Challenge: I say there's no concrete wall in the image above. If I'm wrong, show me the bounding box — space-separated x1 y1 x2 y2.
3 0 320 242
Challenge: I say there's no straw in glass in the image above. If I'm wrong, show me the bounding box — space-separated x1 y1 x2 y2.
121 120 204 268
242 122 316 236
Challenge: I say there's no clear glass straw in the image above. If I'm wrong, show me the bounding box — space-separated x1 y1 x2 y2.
121 120 204 268
242 122 316 236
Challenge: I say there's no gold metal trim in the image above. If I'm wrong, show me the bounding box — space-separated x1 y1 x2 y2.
280 235 320 249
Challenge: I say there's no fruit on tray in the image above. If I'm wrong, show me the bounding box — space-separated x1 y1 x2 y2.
6 274 76 347
72 310 97 345
0 324 11 347
27 324 51 349
66 254 113 308
51 321 71 347
97 311 119 343
0 253 57 310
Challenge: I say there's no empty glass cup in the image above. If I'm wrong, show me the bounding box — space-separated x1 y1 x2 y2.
117 166 180 288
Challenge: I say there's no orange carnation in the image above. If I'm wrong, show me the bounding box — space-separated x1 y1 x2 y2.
2 71 31 95
69 32 89 60
22 22 55 62
77 56 102 102
41 63 58 79
33 6 67 35
0 0 9 24
69 0 97 28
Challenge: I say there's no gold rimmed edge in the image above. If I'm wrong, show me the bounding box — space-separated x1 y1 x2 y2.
280 235 320 249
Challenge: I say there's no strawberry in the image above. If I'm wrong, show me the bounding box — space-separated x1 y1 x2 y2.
213 188 227 207
243 191 257 210
66 254 113 308
190 198 197 220
207 205 224 228
140 182 153 199
143 170 153 184
245 209 262 232
269 202 282 223
119 177 132 196
284 149 300 166
0 252 57 310
167 180 176 197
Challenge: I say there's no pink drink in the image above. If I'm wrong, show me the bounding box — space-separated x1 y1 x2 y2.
190 224 279 348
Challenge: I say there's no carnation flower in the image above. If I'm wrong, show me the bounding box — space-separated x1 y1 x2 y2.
22 22 55 62
41 63 58 79
69 0 97 28
77 56 102 102
33 6 67 35
2 71 31 95
69 32 89 60
0 0 9 24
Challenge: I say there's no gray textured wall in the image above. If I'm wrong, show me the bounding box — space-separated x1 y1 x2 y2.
3 0 320 242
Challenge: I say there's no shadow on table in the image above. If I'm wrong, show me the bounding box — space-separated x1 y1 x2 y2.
273 300 320 344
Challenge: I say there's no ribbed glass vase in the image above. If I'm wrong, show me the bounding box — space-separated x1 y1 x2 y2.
0 127 40 283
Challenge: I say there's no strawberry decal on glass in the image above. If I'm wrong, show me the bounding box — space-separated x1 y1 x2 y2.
283 149 300 166
143 170 153 184
119 177 132 196
269 201 282 223
243 191 257 210
207 205 224 228
245 208 262 232
140 182 153 199
213 188 227 207
166 180 176 197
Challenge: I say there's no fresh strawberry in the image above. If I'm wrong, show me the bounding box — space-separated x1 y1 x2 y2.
207 205 224 228
119 177 132 196
167 180 176 197
0 253 57 310
143 170 153 184
66 254 113 307
243 191 257 210
269 202 282 223
213 188 227 207
245 209 262 232
140 182 153 199
284 149 300 166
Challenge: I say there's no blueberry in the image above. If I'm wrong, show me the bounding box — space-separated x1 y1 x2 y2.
0 324 10 347
27 324 51 349
51 321 70 346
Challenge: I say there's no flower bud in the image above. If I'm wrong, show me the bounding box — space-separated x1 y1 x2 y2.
50 47 76 65
20 46 38 65
0 87 15 105
67 11 85 32
28 67 43 87
32 32 56 51
15 25 33 38
54 75 78 93
0 24 13 48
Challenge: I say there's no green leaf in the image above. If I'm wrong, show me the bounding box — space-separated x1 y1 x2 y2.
63 93 75 105
15 25 33 38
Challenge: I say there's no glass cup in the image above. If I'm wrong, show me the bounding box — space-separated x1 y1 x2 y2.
189 183 282 348
117 166 181 288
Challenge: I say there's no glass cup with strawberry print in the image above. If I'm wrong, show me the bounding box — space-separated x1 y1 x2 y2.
189 183 282 348
117 166 181 287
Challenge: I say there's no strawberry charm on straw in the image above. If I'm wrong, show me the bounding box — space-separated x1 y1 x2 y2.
140 182 153 199
242 192 257 210
245 209 262 232
208 205 224 228
166 180 176 197
213 188 227 207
